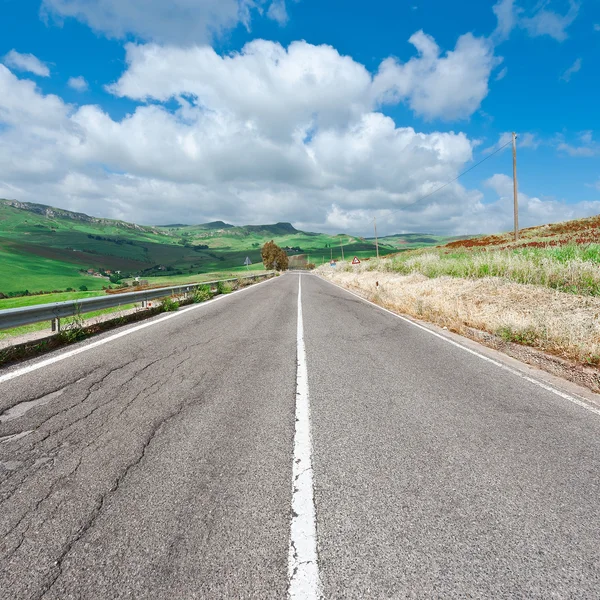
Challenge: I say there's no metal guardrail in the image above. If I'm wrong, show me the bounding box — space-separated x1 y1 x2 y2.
0 273 273 331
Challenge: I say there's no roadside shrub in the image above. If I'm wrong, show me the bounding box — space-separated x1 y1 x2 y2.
306 263 316 270
496 326 538 347
57 306 86 343
79 285 88 291
192 285 212 303
161 296 179 312
216 281 232 295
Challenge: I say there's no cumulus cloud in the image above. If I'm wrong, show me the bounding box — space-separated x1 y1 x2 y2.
0 40 579 237
108 41 374 140
67 76 88 91
41 0 294 44
109 34 498 130
3 50 50 77
560 57 582 82
492 0 580 42
0 60 481 234
372 31 498 121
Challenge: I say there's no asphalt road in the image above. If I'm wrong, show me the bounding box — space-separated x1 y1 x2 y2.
1 273 599 599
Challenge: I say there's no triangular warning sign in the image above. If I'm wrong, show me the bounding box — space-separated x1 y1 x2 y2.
351 257 361 265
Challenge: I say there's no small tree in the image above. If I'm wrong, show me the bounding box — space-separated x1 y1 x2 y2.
274 247 289 271
261 240 289 271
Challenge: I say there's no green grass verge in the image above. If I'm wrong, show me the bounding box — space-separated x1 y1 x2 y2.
380 243 600 296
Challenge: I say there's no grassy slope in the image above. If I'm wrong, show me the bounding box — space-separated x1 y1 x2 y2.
372 233 471 250
0 198 472 299
324 215 600 368
0 200 394 294
373 214 600 296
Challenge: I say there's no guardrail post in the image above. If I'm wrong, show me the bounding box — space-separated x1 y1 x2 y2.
51 317 61 332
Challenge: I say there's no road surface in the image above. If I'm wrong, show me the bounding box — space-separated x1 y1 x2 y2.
1 273 599 599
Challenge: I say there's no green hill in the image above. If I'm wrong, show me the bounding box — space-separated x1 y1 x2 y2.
0 199 470 296
0 200 393 295
371 233 473 250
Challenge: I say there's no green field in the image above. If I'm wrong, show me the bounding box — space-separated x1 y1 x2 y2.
0 290 107 310
0 198 457 299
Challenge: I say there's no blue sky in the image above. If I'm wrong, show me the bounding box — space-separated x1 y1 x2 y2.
0 0 598 235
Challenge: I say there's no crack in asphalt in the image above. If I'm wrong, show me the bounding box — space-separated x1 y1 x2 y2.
0 358 164 505
1 455 83 560
35 393 195 599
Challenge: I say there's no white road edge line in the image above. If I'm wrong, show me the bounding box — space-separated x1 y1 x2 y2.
288 274 321 599
0 275 279 385
319 275 600 418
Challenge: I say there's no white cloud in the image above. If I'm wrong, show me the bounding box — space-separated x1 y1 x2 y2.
41 0 294 44
371 31 499 121
492 0 517 42
110 34 498 131
555 131 598 157
67 76 88 91
267 0 288 25
594 24 600 31
560 57 582 82
492 0 580 42
108 41 374 140
3 50 50 77
2 38 577 237
495 66 508 81
0 60 486 235
479 174 600 232
521 0 580 41
483 131 540 154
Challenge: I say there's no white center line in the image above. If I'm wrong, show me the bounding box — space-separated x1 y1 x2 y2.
288 274 321 599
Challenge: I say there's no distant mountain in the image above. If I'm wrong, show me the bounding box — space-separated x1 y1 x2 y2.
198 221 234 230
243 222 298 236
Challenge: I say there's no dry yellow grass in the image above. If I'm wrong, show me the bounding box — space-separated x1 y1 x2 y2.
319 268 600 366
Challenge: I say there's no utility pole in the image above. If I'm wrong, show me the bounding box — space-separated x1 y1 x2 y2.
374 217 380 259
340 240 344 261
330 247 333 262
512 132 519 242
